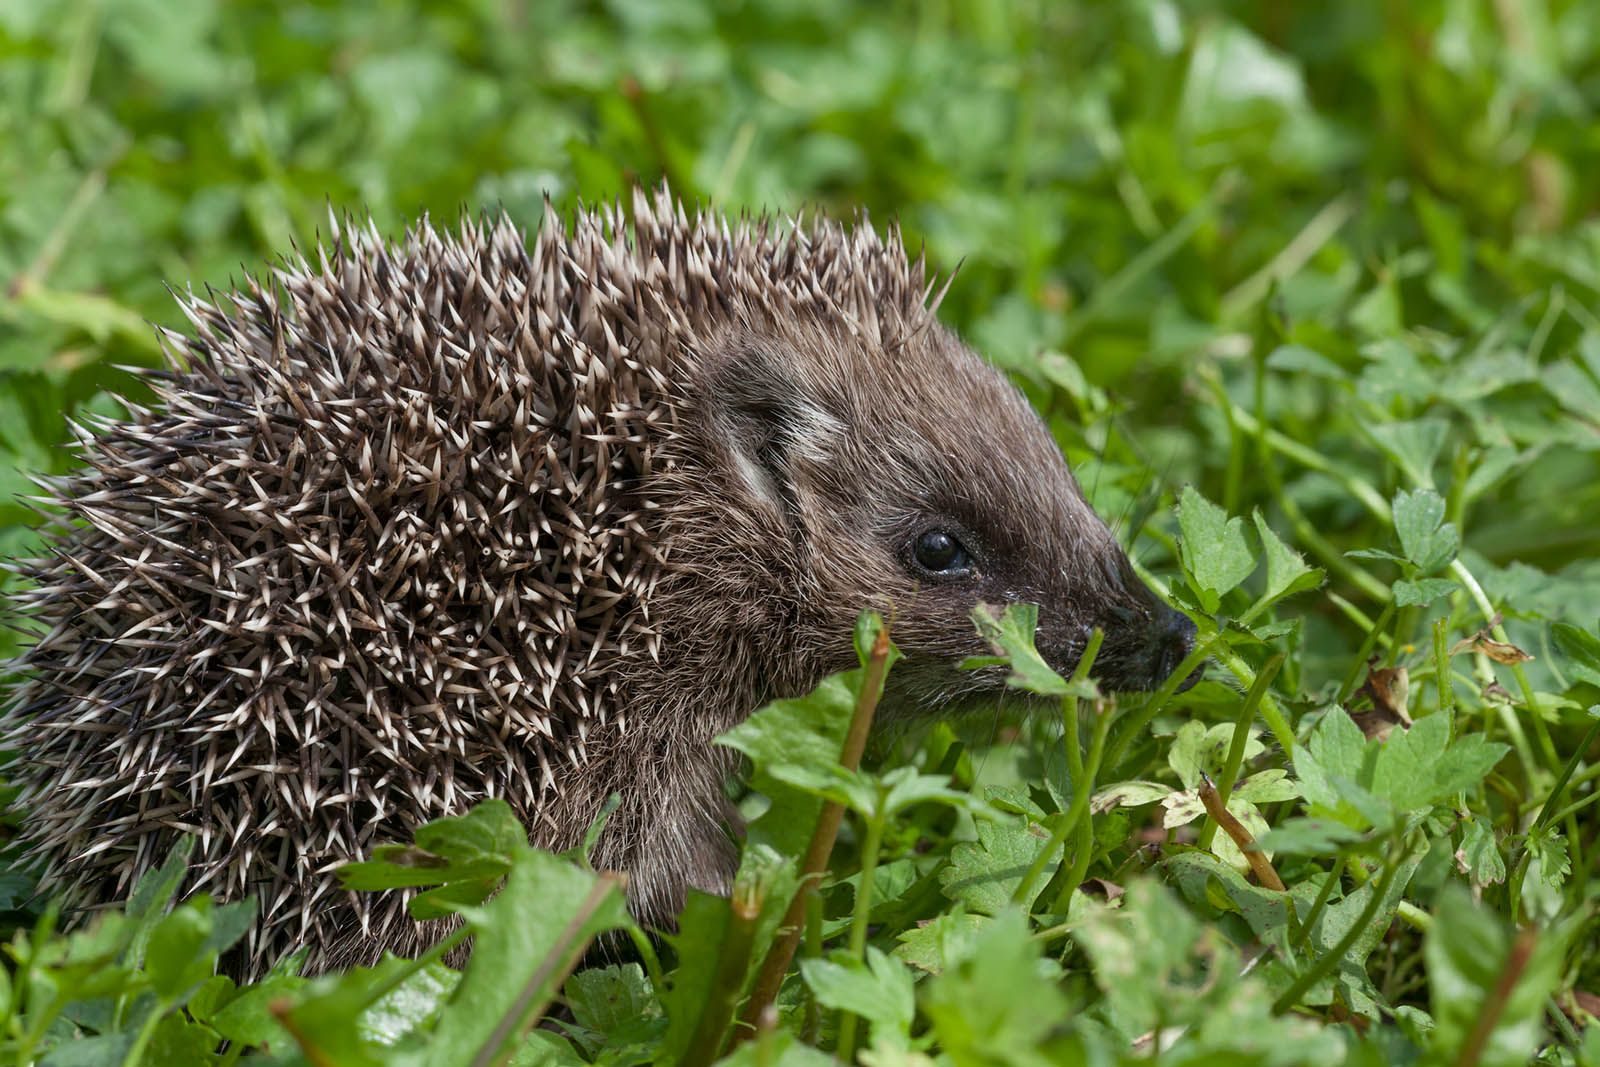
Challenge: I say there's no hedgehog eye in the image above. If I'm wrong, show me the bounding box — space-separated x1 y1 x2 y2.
909 528 974 577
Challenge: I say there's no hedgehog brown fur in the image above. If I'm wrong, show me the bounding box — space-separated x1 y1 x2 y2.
5 186 1195 974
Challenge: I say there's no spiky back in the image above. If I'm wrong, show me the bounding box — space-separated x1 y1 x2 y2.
4 188 931 970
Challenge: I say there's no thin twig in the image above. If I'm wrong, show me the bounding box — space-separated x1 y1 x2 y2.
733 626 892 1042
1199 772 1285 891
1452 927 1538 1067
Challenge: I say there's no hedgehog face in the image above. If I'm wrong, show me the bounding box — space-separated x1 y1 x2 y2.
691 314 1197 718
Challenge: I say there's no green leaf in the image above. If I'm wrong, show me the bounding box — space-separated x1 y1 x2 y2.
966 602 1079 697
800 948 915 1050
1252 818 1366 857
1251 511 1324 610
1072 879 1206 1034
1266 344 1347 379
339 798 524 893
1553 622 1600 688
923 909 1067 1059
1393 577 1458 606
1291 848 1424 1015
938 814 1052 915
1293 707 1372 816
1369 418 1451 489
1525 826 1571 891
1177 486 1257 614
370 849 628 1067
717 627 884 856
1456 819 1505 886
1392 488 1459 574
144 897 254 1001
562 963 663 1057
1425 885 1573 1067
892 912 987 976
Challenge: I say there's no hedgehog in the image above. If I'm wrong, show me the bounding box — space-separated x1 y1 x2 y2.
4 186 1197 975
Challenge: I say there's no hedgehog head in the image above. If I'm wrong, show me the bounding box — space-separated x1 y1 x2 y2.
659 299 1195 722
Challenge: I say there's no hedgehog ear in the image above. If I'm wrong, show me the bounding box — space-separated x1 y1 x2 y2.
707 347 839 521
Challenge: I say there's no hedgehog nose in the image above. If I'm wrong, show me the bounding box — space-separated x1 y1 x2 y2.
1155 607 1201 691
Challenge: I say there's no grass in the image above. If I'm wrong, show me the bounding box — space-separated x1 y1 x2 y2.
2 0 1600 1064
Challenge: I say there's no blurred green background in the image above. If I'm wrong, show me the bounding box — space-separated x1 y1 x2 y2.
2 0 1599 671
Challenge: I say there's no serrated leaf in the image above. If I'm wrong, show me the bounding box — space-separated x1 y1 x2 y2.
1393 577 1458 606
1553 622 1600 687
924 909 1066 1060
1456 819 1505 886
1392 488 1459 574
339 799 523 892
1526 827 1571 890
1177 487 1257 614
966 602 1077 697
1252 818 1365 857
800 948 915 1050
1251 511 1324 609
938 815 1052 914
1293 708 1383 826
1369 418 1451 488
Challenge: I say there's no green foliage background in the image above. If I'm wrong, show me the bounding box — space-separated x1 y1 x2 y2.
3 0 1600 1064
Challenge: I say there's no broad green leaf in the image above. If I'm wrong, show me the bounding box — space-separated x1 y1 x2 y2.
1392 488 1459 574
339 798 524 892
1553 622 1600 688
1251 511 1324 609
388 850 630 1067
1393 577 1458 606
1369 418 1451 488
1425 885 1572 1067
1252 818 1366 857
1177 486 1257 613
938 814 1052 915
800 948 915 1050
966 602 1078 697
924 909 1066 1060
1456 819 1505 886
1293 707 1372 815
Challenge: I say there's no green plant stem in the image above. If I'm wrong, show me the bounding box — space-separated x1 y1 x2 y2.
1203 375 1390 605
1013 630 1106 909
836 814 887 1059
121 998 168 1067
1396 901 1432 933
1199 654 1284 852
1215 647 1296 754
1049 710 1114 913
689 886 763 1067
801 892 823 1044
1545 787 1600 827
1449 559 1559 774
1103 638 1219 778
1290 856 1347 952
1532 711 1600 830
1336 602 1396 706
1272 839 1410 1015
1434 617 1455 718
627 923 667 997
